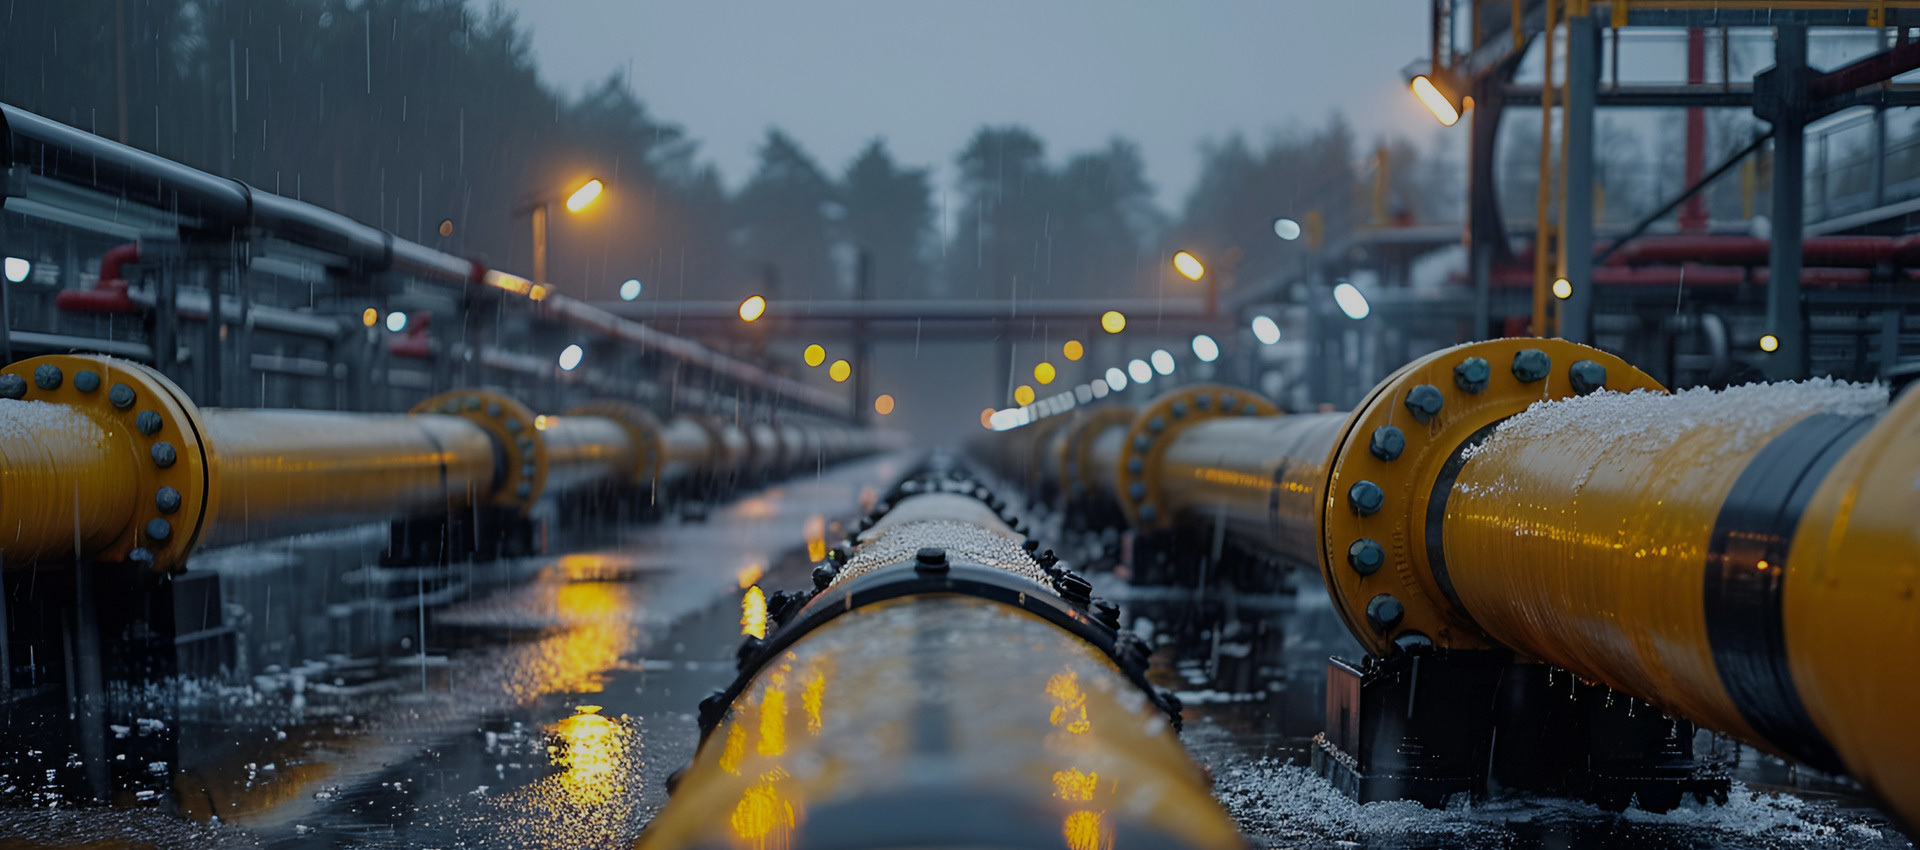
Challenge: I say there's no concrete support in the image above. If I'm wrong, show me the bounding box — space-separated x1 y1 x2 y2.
1766 23 1809 379
1561 11 1598 344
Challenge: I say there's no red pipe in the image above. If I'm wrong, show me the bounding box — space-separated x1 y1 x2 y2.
55 242 141 314
1603 234 1920 268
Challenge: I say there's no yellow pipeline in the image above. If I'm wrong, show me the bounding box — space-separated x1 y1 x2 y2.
643 598 1240 850
200 411 496 548
0 400 140 565
1442 376 1917 822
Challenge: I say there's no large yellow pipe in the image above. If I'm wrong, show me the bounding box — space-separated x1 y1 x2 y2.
199 411 496 548
0 400 140 564
1155 413 1346 565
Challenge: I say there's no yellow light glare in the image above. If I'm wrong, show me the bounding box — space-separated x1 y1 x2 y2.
874 394 895 415
829 360 851 382
534 414 551 431
1034 362 1057 385
1759 334 1780 353
737 563 764 589
1063 340 1084 361
741 586 767 639
1412 75 1461 127
803 344 826 367
739 294 768 322
980 408 996 429
1552 278 1572 300
565 178 604 212
1100 310 1126 334
1014 385 1036 406
1172 250 1205 281
361 307 378 327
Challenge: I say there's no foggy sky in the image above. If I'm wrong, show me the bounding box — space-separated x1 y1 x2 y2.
499 0 1441 213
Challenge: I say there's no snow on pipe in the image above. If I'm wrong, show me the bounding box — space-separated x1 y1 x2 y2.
0 354 884 572
641 457 1241 850
1000 338 1920 826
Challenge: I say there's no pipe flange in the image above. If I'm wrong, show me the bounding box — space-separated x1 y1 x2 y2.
1318 339 1663 656
566 401 664 486
412 389 546 513
1116 385 1278 530
1063 407 1133 501
1 355 212 572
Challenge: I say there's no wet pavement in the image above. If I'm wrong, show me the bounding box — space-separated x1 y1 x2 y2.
0 454 1913 850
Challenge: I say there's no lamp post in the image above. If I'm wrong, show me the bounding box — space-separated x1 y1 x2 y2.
519 178 603 285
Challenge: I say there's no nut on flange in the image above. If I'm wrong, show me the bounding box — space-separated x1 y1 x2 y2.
1115 384 1278 530
1316 339 1663 657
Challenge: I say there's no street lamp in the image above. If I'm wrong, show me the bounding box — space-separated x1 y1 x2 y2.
518 177 603 286
1171 250 1221 315
1411 74 1462 127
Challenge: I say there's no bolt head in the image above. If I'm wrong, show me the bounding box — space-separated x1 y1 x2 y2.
1022 539 1039 552
1347 538 1385 575
1368 426 1405 461
1170 401 1189 419
1056 572 1093 604
108 383 136 409
0 374 24 399
155 486 182 514
1126 457 1143 474
1453 357 1490 393
1347 480 1385 516
32 364 62 391
1511 348 1551 383
1090 598 1121 628
144 518 172 541
135 410 163 435
73 370 101 393
1128 481 1147 500
1132 434 1152 452
1403 384 1444 424
1365 594 1405 632
914 547 949 573
127 547 154 565
1147 416 1165 434
150 441 177 468
1568 360 1608 395
1138 503 1158 522
1220 393 1237 409
1194 393 1212 410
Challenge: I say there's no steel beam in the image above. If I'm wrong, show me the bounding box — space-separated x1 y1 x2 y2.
1561 11 1599 344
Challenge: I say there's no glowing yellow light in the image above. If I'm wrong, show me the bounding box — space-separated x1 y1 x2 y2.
1100 311 1126 334
1412 75 1461 126
1047 670 1091 734
1172 250 1205 281
438 219 454 237
1063 340 1084 361
758 675 788 757
805 515 827 562
1552 278 1573 300
565 178 604 212
874 394 895 415
740 294 768 322
737 563 765 589
829 360 851 382
549 705 624 804
483 269 534 296
534 414 551 431
1757 559 1772 571
1053 768 1099 802
1014 385 1036 406
803 667 827 736
742 586 768 639
803 344 826 367
361 307 379 327
720 721 748 775
730 781 798 849
1064 811 1109 850
980 408 996 429
1759 334 1780 353
1034 362 1057 385
529 283 552 301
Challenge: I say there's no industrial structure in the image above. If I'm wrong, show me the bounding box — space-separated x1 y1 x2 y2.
3 3 1920 846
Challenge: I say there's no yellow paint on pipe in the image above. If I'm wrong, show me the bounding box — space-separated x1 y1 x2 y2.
1784 387 1920 827
0 400 138 564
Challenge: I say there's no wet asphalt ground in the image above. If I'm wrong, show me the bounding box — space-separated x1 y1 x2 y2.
0 453 1912 850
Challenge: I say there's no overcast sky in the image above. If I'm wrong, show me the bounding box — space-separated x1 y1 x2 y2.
498 0 1442 213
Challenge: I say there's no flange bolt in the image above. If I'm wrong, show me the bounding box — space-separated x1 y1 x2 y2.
155 486 182 514
1090 598 1121 629
0 374 24 399
135 410 163 435
1569 360 1608 396
74 370 101 393
812 563 839 589
914 546 949 574
145 518 172 541
150 442 177 468
1056 572 1093 605
1366 594 1405 632
1512 349 1551 383
1404 384 1444 424
33 364 62 391
1347 538 1385 576
1347 480 1384 516
1368 426 1405 462
1453 357 1490 393
109 383 136 409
